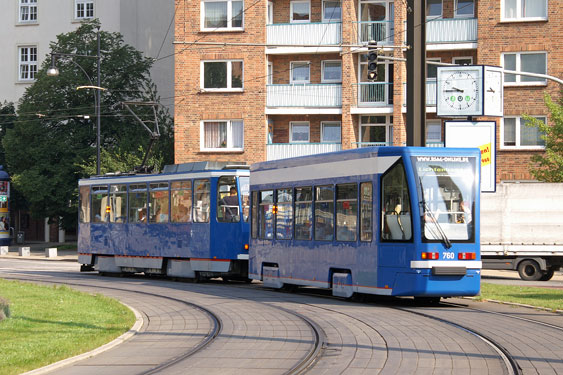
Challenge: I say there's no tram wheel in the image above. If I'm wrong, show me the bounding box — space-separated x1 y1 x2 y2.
517 260 542 281
414 297 441 306
539 268 555 281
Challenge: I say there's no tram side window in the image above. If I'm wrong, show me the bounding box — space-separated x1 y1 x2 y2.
150 182 169 223
79 186 90 223
240 177 250 222
381 163 412 241
194 179 210 223
315 185 334 241
109 184 127 223
217 176 239 222
128 184 148 223
91 185 109 223
171 180 192 223
336 184 357 242
251 191 258 238
295 187 312 240
259 190 274 239
276 188 293 240
360 182 373 242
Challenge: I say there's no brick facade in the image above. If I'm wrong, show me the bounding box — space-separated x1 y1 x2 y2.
175 0 562 181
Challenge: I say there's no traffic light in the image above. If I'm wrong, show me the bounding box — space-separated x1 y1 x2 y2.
367 40 378 81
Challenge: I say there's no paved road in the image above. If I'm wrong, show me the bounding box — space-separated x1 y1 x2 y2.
1 259 562 375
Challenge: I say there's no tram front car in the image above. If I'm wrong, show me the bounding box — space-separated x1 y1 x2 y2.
388 148 481 298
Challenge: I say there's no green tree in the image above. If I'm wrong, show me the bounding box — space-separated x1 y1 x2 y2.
0 102 16 167
525 93 563 182
3 20 173 230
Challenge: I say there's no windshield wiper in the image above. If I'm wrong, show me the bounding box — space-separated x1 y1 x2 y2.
419 177 452 249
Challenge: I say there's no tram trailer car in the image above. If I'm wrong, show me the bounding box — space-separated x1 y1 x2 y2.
249 147 482 301
78 162 250 280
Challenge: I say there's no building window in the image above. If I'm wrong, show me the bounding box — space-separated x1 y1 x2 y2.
321 122 341 143
426 0 442 19
75 0 94 19
200 120 244 151
502 116 546 149
322 0 341 22
201 0 243 30
290 61 310 83
455 0 474 18
201 60 243 90
290 0 310 23
322 60 342 83
290 122 310 143
18 46 37 81
502 0 547 21
19 0 37 23
426 121 442 144
453 57 473 65
359 115 393 147
427 58 440 81
502 52 546 85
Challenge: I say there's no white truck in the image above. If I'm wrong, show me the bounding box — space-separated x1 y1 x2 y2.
481 182 563 281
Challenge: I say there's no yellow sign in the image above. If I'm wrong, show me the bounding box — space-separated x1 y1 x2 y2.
480 143 492 166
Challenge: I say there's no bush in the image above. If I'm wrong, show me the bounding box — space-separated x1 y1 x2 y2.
0 296 10 321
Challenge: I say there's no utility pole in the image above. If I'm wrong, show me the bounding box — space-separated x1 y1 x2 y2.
406 0 426 147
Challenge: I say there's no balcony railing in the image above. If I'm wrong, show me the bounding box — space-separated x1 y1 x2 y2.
267 84 342 108
266 143 342 161
267 22 342 46
356 21 394 45
402 80 437 106
354 141 445 148
403 18 477 45
353 82 393 107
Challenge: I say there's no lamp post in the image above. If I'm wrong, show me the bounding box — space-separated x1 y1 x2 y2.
47 27 102 175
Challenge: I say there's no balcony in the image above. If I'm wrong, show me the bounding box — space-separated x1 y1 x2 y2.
266 84 342 114
402 80 437 109
404 18 477 49
356 21 394 45
266 22 342 53
353 82 393 108
266 143 342 161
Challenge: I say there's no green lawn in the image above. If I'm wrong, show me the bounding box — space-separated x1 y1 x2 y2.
0 279 135 375
479 282 563 312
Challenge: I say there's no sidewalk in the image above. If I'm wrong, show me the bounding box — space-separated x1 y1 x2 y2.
0 241 78 262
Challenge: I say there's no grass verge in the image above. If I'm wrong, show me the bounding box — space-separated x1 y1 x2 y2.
0 279 135 375
479 282 563 312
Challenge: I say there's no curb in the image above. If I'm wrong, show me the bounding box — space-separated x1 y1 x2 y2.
21 303 144 375
464 296 563 315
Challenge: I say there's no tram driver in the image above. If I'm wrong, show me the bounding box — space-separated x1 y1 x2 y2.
220 187 239 222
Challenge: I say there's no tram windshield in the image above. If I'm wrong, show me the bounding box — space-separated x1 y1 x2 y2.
412 156 476 242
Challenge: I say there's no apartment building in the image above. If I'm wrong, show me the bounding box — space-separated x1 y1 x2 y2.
0 0 175 111
174 0 561 182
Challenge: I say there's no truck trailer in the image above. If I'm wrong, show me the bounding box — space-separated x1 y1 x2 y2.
481 182 563 281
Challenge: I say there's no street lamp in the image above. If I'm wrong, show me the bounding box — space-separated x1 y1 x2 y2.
47 27 102 175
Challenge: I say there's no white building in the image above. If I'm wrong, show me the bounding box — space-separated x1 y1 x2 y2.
0 0 174 111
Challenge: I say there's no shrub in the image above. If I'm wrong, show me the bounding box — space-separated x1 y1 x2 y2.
0 296 10 321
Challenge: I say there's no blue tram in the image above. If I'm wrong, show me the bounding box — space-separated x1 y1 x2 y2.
78 162 250 280
249 147 481 300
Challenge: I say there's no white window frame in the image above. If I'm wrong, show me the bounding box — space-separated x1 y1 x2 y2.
75 0 94 20
501 0 548 22
426 0 443 20
426 120 442 143
321 60 342 83
290 121 310 143
290 0 311 23
322 0 342 22
200 120 244 151
290 61 310 84
453 56 473 65
19 0 38 23
18 45 38 82
267 1 273 24
200 0 244 31
500 116 546 150
359 115 393 146
200 60 244 92
267 62 273 85
454 0 474 18
502 51 547 86
321 121 342 143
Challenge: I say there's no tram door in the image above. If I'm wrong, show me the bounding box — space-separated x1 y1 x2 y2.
378 162 413 270
214 176 246 259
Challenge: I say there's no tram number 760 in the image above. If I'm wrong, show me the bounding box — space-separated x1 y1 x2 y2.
442 252 455 260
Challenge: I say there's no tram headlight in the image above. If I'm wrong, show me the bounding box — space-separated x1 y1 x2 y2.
244 244 249 250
